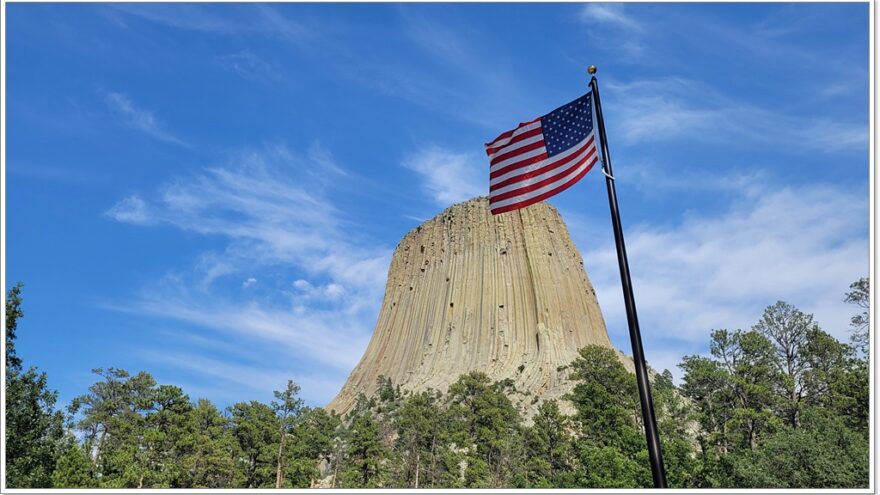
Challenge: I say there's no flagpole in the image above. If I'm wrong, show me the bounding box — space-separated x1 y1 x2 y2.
588 65 668 489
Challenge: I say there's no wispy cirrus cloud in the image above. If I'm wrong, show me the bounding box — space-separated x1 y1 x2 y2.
107 143 390 296
104 143 392 405
577 3 646 57
580 4 643 32
605 77 867 151
568 180 867 379
106 3 308 42
144 349 344 404
396 12 533 130
216 50 283 83
616 162 770 202
129 286 370 372
402 146 486 207
105 195 154 224
107 4 530 131
104 92 188 146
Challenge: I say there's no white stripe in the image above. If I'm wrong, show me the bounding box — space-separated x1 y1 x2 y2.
489 145 547 174
490 132 595 185
489 142 596 197
488 133 544 161
485 120 541 150
489 155 595 209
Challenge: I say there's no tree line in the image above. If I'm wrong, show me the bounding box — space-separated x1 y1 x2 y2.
5 279 869 488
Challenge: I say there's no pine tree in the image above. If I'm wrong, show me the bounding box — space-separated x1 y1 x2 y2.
565 345 650 487
753 302 817 428
51 437 96 488
444 372 523 488
68 368 157 487
391 390 442 488
5 283 65 488
271 380 304 488
844 278 869 356
522 400 575 487
651 370 699 487
188 399 244 488
285 407 341 487
338 410 388 487
228 401 280 488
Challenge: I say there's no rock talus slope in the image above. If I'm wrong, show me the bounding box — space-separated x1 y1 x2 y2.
327 196 621 417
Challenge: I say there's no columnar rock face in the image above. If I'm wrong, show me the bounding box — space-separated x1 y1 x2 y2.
327 196 621 417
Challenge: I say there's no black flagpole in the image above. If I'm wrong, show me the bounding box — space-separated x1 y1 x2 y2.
588 65 668 489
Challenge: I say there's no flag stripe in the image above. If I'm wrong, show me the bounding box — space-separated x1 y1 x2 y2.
490 143 597 194
490 148 549 178
490 150 598 202
490 158 598 214
491 131 593 179
486 127 544 158
490 134 595 188
484 119 541 149
489 138 547 166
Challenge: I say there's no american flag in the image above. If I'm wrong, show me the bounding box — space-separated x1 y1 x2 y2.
485 91 602 214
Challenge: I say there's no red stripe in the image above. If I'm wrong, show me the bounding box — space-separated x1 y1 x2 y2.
484 117 541 148
490 152 549 180
485 127 544 156
490 138 595 192
489 139 546 166
491 154 598 203
490 159 597 215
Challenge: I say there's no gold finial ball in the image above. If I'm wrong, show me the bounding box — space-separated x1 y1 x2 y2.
587 65 597 75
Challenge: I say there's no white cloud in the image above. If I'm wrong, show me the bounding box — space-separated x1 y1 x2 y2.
104 195 153 224
104 92 188 146
403 146 485 207
217 50 283 83
579 4 642 32
572 182 868 372
387 10 534 130
131 290 369 371
577 4 646 58
323 283 345 299
621 163 769 199
605 78 867 151
105 143 392 404
114 4 530 131
144 350 344 405
108 4 307 42
107 144 375 277
291 279 346 301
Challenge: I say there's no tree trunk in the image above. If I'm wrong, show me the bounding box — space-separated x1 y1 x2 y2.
93 429 106 465
332 442 341 489
248 456 257 489
414 450 420 489
749 422 757 450
275 429 286 488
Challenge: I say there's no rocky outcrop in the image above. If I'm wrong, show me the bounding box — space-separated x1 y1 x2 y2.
327 196 622 417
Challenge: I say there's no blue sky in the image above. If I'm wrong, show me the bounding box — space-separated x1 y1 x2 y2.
6 3 870 408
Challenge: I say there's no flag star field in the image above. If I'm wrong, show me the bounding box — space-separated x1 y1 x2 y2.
542 93 595 157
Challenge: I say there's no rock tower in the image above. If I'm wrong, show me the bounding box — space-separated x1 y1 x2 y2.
327 196 621 417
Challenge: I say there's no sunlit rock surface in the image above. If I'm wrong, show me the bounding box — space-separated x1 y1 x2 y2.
327 196 624 417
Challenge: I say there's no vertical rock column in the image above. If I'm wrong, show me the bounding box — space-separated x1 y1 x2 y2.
326 196 616 417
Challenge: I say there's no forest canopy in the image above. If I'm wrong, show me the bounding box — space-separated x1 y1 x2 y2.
4 279 870 489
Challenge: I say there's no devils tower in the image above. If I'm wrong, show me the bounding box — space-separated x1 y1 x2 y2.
327 196 622 417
